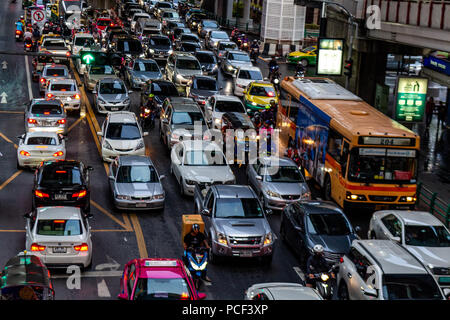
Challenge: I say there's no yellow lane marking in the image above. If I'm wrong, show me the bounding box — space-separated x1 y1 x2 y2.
0 170 23 191
0 230 25 232
130 214 148 258
0 111 24 114
67 115 86 133
90 200 133 231
122 213 132 231
0 132 13 144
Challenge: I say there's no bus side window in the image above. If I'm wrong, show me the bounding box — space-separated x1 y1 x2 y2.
341 141 350 177
326 129 343 163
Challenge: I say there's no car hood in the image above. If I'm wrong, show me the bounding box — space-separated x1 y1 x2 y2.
405 246 450 268
308 234 354 254
178 69 203 77
264 182 310 197
215 218 270 238
88 74 115 81
34 234 86 243
230 61 252 68
289 51 310 57
150 45 171 50
99 93 128 102
248 95 275 106
170 124 208 134
131 70 162 80
115 182 163 197
107 139 141 150
180 166 234 183
191 89 218 97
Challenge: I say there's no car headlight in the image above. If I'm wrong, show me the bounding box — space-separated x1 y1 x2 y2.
264 232 273 245
227 65 234 71
149 48 155 54
251 101 257 106
273 78 280 84
216 232 227 246
103 140 113 150
265 190 281 198
123 98 130 105
135 141 145 150
176 74 185 81
153 193 165 200
321 274 330 281
185 179 196 185
117 194 131 200
214 118 221 125
168 49 173 55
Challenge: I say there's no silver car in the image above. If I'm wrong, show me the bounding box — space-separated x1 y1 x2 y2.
214 41 238 61
126 58 163 89
25 99 67 135
206 30 230 50
93 78 132 114
368 210 450 294
221 50 252 76
108 155 165 211
247 157 311 211
83 64 117 91
245 283 323 300
165 53 203 86
45 78 82 113
39 64 70 95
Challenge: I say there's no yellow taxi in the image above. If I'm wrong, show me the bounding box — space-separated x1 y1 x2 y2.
287 45 317 66
243 81 279 113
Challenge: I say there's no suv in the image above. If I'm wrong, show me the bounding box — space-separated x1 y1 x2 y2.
97 112 148 162
194 184 274 264
39 64 70 95
165 52 202 86
221 50 252 76
159 97 208 149
204 94 247 129
337 240 445 300
109 36 144 58
145 35 173 61
140 79 179 111
93 77 131 114
25 99 67 135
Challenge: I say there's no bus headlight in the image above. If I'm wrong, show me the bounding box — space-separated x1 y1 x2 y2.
399 196 416 202
346 192 367 201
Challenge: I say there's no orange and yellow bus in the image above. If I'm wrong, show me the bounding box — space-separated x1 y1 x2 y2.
280 77 420 211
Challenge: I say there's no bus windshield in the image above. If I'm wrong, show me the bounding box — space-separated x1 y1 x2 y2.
347 148 417 183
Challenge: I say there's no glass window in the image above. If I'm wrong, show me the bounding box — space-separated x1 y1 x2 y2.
249 85 276 97
238 70 263 80
306 213 352 235
184 150 226 166
44 68 66 76
171 112 205 125
229 53 250 62
263 166 305 183
215 101 245 113
151 82 178 96
404 225 450 247
180 43 199 52
381 214 402 237
194 79 217 91
326 130 343 162
50 83 75 91
176 59 200 70
74 37 94 47
215 198 264 218
181 34 198 42
117 40 143 53
382 274 443 300
100 81 126 94
211 31 229 39
43 40 66 48
203 21 218 28
40 165 83 186
219 42 237 50
31 104 63 115
26 137 57 145
134 61 160 72
116 165 158 183
149 37 170 46
133 278 191 300
106 123 141 140
195 53 216 64
89 65 114 75
36 219 82 236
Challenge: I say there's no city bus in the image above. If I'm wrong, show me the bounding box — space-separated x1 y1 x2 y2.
280 77 420 211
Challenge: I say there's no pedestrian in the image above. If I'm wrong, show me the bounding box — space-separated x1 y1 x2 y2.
438 101 448 129
425 97 435 128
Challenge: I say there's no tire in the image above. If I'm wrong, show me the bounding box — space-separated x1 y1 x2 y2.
324 175 332 201
301 59 309 67
338 282 350 300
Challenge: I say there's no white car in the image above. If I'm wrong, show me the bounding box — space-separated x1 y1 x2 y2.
233 66 264 96
72 33 96 56
24 206 93 269
17 132 66 169
97 111 148 162
45 78 82 113
245 283 323 300
204 94 247 129
170 140 235 196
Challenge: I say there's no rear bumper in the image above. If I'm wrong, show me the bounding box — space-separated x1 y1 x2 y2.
31 251 92 268
18 154 65 167
34 196 89 211
26 126 67 135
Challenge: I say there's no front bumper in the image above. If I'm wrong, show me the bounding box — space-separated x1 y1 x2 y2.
262 193 311 211
102 147 146 162
113 197 165 210
212 241 273 258
97 102 130 113
343 200 415 211
34 196 89 211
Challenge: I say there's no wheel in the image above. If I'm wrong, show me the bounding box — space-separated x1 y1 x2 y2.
301 58 309 67
338 282 350 300
324 175 332 201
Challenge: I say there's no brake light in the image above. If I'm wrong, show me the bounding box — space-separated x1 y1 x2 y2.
26 44 32 48
339 257 344 263
46 93 53 98
180 292 189 300
27 118 37 124
57 119 66 124
35 190 50 198
31 243 46 252
55 170 67 174
20 150 31 156
16 30 22 35
72 190 87 198
73 94 80 100
65 51 71 57
53 151 64 157
53 220 65 223
74 243 89 251
40 78 46 83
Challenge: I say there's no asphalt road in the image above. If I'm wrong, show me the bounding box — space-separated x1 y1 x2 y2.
0 1 373 300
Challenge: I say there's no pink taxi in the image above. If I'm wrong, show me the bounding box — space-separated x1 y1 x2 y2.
118 258 207 300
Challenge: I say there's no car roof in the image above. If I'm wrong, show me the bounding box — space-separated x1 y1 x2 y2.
222 112 253 128
118 155 153 166
133 58 157 64
249 283 322 300
108 111 136 123
36 206 83 220
74 33 94 38
98 77 123 84
167 97 196 105
354 240 428 274
214 185 255 199
192 75 216 81
213 94 242 102
31 98 63 105
195 50 214 56
238 65 262 72
172 103 201 112
250 81 274 87
43 64 68 70
376 210 444 226
136 258 184 278
47 78 77 85
25 131 59 138
175 53 196 59
258 156 297 167
181 140 221 151
228 50 246 55
295 200 344 215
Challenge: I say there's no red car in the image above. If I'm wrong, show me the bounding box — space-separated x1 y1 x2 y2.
94 18 113 32
118 258 207 300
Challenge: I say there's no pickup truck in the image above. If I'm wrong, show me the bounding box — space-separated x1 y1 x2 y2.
194 183 274 265
39 37 71 65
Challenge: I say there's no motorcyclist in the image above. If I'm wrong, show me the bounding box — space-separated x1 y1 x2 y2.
183 224 211 282
15 19 23 33
250 39 259 50
24 28 33 41
231 27 239 40
268 56 279 78
295 61 305 76
306 244 335 288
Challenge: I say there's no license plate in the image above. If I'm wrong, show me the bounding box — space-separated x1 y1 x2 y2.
52 247 67 253
159 54 164 57
439 277 450 284
54 194 67 200
240 250 253 257
136 203 147 208
111 108 118 111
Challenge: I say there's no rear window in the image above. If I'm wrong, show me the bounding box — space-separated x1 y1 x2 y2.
181 34 198 42
194 79 217 91
97 19 111 26
44 68 66 76
143 29 161 36
134 61 160 72
106 123 141 140
117 40 143 53
50 83 75 91
151 82 178 95
27 137 57 145
74 37 94 46
181 43 199 52
195 53 216 64
40 165 83 187
157 2 172 8
238 70 263 80
43 40 66 48
37 219 82 236
149 38 170 46
89 65 114 75
31 104 63 115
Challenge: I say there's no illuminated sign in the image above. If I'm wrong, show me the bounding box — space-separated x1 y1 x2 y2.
395 77 428 122
359 137 415 146
316 38 344 76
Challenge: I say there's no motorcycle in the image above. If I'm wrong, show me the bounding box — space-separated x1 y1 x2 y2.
295 69 305 78
139 106 156 130
270 68 281 93
15 29 23 41
24 38 33 51
250 47 259 63
184 247 208 290
240 39 249 52
311 265 338 300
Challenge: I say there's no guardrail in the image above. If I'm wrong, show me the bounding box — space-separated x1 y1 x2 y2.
416 182 450 227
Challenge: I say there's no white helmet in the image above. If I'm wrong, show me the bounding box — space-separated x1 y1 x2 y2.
313 244 324 254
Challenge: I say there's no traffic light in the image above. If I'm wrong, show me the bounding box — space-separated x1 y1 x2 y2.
79 51 109 66
344 58 353 78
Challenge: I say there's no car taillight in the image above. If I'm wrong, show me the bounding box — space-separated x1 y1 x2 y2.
339 257 344 263
72 190 87 198
57 119 66 124
20 150 31 156
47 93 54 98
40 78 46 83
26 44 31 47
53 151 64 157
65 51 71 57
73 94 80 99
180 292 189 300
35 190 50 198
31 243 46 252
27 118 37 124
16 30 22 35
74 243 88 251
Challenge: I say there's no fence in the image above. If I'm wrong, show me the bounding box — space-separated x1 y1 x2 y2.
416 182 450 227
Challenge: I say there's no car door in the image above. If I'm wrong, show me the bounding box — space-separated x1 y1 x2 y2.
109 160 119 193
284 206 305 255
248 162 261 191
379 214 402 241
163 105 173 144
171 143 183 182
25 210 36 250
345 248 375 300
202 190 214 238
127 263 137 300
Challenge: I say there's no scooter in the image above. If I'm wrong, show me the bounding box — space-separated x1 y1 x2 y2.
250 47 259 63
24 38 33 51
139 106 156 130
184 247 208 290
15 29 23 41
311 265 338 300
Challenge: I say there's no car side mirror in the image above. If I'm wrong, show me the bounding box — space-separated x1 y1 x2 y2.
97 131 103 136
118 293 128 300
256 175 262 181
362 287 378 298
392 236 401 243
265 209 273 216
355 226 361 233
92 90 97 94
201 209 211 216
159 175 166 180
128 90 133 94
23 213 32 219
162 118 168 124
17 134 25 140
85 213 94 219
198 293 206 300
108 175 115 180
87 166 94 171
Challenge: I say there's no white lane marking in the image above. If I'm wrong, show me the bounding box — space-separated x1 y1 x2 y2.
25 55 33 100
97 279 111 298
51 270 123 279
0 92 7 104
293 266 305 282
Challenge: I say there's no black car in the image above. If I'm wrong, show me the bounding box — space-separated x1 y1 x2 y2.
163 21 185 37
173 27 192 41
109 36 144 58
280 201 359 265
145 35 173 60
178 41 201 54
178 33 201 47
187 13 207 30
140 79 180 111
186 75 220 105
32 160 93 213
194 51 219 77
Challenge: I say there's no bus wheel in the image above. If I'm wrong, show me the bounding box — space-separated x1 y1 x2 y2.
324 175 332 201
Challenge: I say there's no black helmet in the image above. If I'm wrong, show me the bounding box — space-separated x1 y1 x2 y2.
192 224 200 232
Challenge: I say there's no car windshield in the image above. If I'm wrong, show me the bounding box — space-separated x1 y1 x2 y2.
404 225 450 247
229 53 250 62
27 137 57 145
382 274 443 300
181 35 198 42
50 83 75 91
238 70 263 80
44 68 66 76
116 165 158 183
211 31 228 39
215 101 245 113
143 29 161 36
195 53 216 64
184 150 226 166
249 85 276 97
90 66 114 75
215 198 264 218
31 104 63 115
149 38 170 46
264 166 305 183
158 2 172 8
106 123 141 140
194 79 217 91
40 165 83 186
181 43 199 52
348 148 417 183
134 61 160 72
172 112 205 125
306 213 352 235
100 81 126 94
133 278 191 300
117 40 143 53
151 82 178 95
219 42 237 50
97 19 111 26
301 46 316 53
203 21 218 28
74 37 94 46
163 12 179 18
176 59 200 70
43 40 66 48
36 219 82 236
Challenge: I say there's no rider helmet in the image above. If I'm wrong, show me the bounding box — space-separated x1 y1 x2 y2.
192 224 200 232
313 244 324 255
